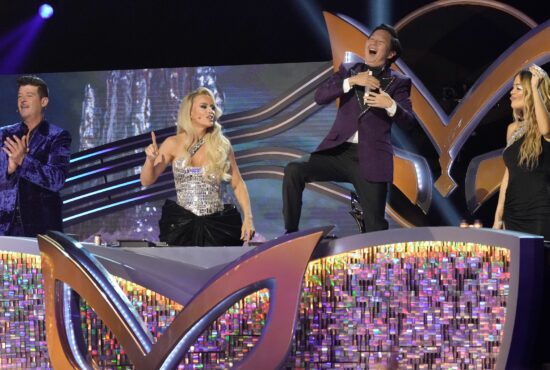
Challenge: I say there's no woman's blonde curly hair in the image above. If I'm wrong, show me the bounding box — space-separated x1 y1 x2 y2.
176 87 232 181
512 69 550 169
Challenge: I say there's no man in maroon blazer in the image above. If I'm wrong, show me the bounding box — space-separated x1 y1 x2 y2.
283 24 415 233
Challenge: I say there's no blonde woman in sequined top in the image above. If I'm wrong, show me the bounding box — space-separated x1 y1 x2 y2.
493 65 550 240
140 87 255 246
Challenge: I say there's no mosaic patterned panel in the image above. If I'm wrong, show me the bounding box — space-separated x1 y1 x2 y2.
0 240 510 369
78 280 269 369
0 252 270 369
286 241 509 369
0 252 48 369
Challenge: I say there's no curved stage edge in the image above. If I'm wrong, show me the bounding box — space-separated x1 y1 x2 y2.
0 227 545 369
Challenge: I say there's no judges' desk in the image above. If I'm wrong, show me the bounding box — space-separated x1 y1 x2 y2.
0 227 545 369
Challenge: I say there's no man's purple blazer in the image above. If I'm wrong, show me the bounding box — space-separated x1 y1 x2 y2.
0 121 71 236
314 63 415 182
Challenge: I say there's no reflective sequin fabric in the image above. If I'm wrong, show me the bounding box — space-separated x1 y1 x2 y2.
173 158 224 216
506 121 526 147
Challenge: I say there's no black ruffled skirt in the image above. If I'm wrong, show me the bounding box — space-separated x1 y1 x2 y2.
159 199 243 246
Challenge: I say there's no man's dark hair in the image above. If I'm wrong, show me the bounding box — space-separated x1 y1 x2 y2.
371 24 402 65
17 75 49 99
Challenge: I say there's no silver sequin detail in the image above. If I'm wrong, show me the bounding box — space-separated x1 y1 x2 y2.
507 121 527 147
173 158 224 216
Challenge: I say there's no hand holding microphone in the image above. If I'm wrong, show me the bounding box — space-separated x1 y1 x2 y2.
363 89 394 109
363 70 373 104
349 70 380 92
350 70 393 109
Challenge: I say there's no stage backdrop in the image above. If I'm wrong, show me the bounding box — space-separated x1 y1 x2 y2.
1 1 548 243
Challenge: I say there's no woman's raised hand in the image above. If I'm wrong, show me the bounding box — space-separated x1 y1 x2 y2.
145 131 159 163
530 64 548 89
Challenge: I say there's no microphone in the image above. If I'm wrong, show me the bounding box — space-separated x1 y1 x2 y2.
363 70 373 105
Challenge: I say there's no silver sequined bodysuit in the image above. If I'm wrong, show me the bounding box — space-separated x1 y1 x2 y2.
173 158 224 216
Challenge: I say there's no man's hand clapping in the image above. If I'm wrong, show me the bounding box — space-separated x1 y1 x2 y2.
3 134 29 174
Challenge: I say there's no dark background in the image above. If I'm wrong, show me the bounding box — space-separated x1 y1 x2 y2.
0 0 547 74
0 1 548 230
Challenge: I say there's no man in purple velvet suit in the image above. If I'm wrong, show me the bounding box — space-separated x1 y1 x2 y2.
283 24 414 233
0 76 71 236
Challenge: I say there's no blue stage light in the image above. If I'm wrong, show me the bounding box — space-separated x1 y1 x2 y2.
39 4 54 19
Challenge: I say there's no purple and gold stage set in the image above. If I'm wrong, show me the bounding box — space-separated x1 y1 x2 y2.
0 227 545 368
1 1 550 369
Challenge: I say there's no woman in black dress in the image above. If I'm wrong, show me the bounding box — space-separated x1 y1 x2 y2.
493 64 550 240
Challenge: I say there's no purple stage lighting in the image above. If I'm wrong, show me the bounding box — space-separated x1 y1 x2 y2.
39 4 54 19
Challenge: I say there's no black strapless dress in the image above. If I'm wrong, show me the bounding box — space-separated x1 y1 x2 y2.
159 200 243 246
159 162 243 246
503 136 550 240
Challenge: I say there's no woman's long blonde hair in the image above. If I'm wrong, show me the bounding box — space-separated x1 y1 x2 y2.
176 87 232 181
513 70 550 169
